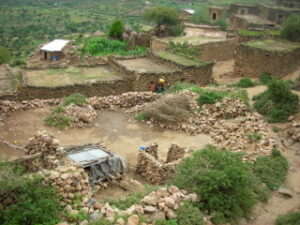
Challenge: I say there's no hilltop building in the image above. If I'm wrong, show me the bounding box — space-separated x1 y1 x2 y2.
40 39 70 61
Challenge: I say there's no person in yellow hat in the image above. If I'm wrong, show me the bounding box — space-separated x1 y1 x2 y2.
156 78 166 93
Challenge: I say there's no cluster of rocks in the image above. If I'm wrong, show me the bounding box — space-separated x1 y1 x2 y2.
63 104 97 127
88 92 159 110
39 165 98 214
96 186 201 224
136 143 187 185
285 121 300 142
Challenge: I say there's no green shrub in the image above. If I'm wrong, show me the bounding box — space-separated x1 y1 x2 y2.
166 82 204 94
108 20 124 39
0 163 61 225
228 89 250 106
169 24 184 37
280 13 300 42
143 94 191 124
44 114 71 128
83 38 146 56
172 145 256 224
259 72 274 85
213 19 228 31
197 90 228 105
64 211 89 223
253 79 299 122
252 149 288 191
53 105 66 113
63 93 87 106
177 201 205 225
0 46 11 64
135 113 149 122
156 219 178 225
276 212 300 225
231 77 256 88
168 41 201 58
247 132 262 142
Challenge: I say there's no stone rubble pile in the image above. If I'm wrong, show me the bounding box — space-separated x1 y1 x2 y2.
64 104 97 127
88 92 159 110
39 165 98 214
136 143 187 185
98 186 202 224
285 121 300 142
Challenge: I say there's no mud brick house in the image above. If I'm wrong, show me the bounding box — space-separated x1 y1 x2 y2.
208 6 228 21
40 39 70 61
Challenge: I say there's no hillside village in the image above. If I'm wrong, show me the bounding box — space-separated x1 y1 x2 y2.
0 0 300 225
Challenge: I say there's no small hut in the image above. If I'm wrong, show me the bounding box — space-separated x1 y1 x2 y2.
40 39 70 61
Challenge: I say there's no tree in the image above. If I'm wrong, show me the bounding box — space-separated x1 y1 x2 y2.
281 13 300 42
108 20 124 40
0 46 11 64
143 6 180 36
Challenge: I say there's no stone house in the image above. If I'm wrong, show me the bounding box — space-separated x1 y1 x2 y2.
40 39 70 61
180 9 195 21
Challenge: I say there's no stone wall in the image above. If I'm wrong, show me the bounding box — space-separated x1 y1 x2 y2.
234 44 300 77
150 38 168 52
229 3 261 16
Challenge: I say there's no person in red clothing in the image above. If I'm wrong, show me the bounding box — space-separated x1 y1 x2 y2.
149 81 156 92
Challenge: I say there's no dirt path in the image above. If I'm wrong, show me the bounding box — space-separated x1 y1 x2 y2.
0 109 212 165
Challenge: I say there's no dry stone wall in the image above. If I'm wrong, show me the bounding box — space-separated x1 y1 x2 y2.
234 44 300 77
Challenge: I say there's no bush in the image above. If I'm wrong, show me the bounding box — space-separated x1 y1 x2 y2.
253 79 299 122
0 46 11 64
83 38 146 56
169 24 184 37
143 94 191 124
63 93 87 106
177 201 205 225
168 41 201 58
280 13 300 42
156 220 178 225
172 145 257 224
252 149 288 191
166 82 204 94
44 114 71 128
135 113 149 122
231 77 256 88
213 19 228 31
276 212 300 225
259 72 274 85
0 163 61 225
108 20 124 39
197 90 228 105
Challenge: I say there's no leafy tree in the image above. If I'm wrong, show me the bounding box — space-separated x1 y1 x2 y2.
143 6 180 36
0 46 11 64
108 20 124 39
281 13 300 42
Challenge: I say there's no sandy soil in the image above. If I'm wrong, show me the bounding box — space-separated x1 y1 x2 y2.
116 58 178 73
212 60 237 84
0 109 211 166
184 27 227 39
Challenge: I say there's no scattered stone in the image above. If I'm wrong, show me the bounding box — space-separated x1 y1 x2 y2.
278 187 293 198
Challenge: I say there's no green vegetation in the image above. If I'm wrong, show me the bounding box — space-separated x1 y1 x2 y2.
238 30 264 36
135 113 149 122
272 126 281 133
83 38 146 56
166 81 204 94
104 185 158 210
172 145 256 224
108 20 124 40
281 13 300 42
156 220 178 225
247 132 262 142
0 46 11 64
253 79 299 122
244 39 300 52
143 94 191 124
155 51 205 67
259 72 274 85
252 149 288 191
276 212 300 225
44 114 71 129
230 77 257 88
197 90 228 105
168 41 201 58
63 93 87 106
143 6 181 36
0 162 61 225
177 201 205 225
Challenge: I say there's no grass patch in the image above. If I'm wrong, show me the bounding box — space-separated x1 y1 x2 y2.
135 113 149 122
253 79 299 122
252 149 288 191
44 114 71 129
247 132 262 142
276 212 300 225
143 94 191 124
83 37 146 56
244 39 300 52
63 93 87 106
197 90 228 105
155 50 206 67
104 185 159 210
171 145 257 224
166 82 204 94
230 77 257 88
238 29 264 36
259 72 274 85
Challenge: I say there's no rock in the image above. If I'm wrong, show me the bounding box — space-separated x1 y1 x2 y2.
79 220 89 225
144 206 157 213
278 187 293 197
90 212 102 222
184 193 199 202
148 211 166 221
165 197 175 208
142 196 157 206
116 218 126 225
166 209 177 219
127 215 139 225
168 185 180 194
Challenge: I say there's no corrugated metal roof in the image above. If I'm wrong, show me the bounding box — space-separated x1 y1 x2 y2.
40 39 70 52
